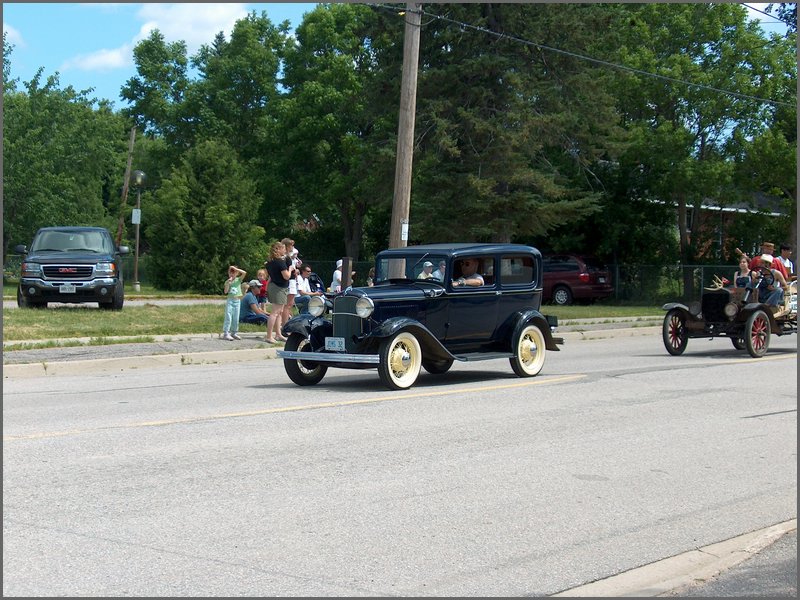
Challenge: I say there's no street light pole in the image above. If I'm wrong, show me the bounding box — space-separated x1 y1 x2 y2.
131 170 146 292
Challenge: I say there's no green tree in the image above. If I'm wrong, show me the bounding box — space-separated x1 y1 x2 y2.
145 139 267 293
3 67 129 258
409 3 623 244
607 3 793 293
274 3 398 260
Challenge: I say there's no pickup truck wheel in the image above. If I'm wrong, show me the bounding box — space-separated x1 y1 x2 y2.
510 324 546 377
111 284 124 310
283 333 327 385
744 310 770 358
378 331 422 390
662 309 688 355
16 287 29 308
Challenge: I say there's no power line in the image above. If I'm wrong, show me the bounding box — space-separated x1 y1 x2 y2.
368 3 795 109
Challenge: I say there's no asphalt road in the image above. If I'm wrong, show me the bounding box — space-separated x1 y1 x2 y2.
3 333 796 596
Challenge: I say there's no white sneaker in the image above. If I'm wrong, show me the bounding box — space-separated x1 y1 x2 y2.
222 332 234 341
231 333 241 340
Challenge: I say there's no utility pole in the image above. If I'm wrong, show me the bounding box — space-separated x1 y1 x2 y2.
388 2 421 250
115 126 137 247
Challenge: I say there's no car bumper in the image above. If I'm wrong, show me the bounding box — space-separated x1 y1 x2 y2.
19 278 120 302
277 350 380 364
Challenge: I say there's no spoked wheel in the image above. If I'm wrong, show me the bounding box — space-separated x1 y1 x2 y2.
422 358 453 375
744 310 771 358
509 324 546 377
283 333 327 385
378 331 422 390
662 309 688 355
730 336 746 350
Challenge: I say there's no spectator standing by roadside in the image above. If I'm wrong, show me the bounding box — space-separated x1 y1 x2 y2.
265 241 291 344
778 244 794 279
366 267 375 287
222 265 246 341
294 265 324 314
255 268 269 310
330 259 343 292
282 238 301 324
239 280 271 339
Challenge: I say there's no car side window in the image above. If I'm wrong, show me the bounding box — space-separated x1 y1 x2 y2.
452 257 487 288
500 255 534 285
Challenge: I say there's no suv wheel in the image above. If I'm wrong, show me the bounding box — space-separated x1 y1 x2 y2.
552 285 573 306
17 287 46 308
378 331 422 390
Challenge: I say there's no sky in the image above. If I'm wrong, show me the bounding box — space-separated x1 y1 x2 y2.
2 3 789 110
3 3 318 108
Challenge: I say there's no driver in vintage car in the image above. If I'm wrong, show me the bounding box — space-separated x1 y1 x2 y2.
452 258 485 287
754 253 790 307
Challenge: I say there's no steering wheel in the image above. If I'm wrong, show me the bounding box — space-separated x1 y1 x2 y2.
757 266 775 287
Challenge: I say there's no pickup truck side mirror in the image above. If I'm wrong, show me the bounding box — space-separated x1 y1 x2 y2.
118 245 130 255
14 244 27 254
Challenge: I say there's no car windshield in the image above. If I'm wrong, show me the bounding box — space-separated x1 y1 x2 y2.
374 254 447 283
31 231 112 253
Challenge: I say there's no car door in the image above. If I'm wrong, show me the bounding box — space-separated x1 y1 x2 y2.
444 255 500 351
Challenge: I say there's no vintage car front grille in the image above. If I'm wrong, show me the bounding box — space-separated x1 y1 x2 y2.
42 265 94 279
701 291 730 322
332 295 366 350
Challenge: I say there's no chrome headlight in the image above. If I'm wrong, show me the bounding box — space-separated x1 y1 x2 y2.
308 295 326 317
21 262 42 277
723 302 739 319
95 262 116 276
355 296 375 318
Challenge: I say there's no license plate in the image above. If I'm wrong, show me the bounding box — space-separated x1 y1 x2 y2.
325 337 345 351
598 277 606 283
59 283 76 293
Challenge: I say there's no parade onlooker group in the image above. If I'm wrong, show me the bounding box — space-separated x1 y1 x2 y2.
221 239 341 343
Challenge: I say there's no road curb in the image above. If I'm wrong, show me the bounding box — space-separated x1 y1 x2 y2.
3 348 280 379
550 519 797 597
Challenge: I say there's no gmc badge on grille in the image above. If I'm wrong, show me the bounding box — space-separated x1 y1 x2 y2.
58 267 78 273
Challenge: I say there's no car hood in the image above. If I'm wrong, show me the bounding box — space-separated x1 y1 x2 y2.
24 250 117 264
340 282 442 303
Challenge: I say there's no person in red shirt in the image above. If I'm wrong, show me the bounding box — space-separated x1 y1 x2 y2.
749 241 788 280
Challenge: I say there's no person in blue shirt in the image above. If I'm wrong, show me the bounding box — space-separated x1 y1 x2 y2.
239 280 271 340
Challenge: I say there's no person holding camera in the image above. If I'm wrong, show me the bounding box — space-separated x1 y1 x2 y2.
281 237 301 325
265 241 292 344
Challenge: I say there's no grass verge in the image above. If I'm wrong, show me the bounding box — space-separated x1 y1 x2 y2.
3 302 662 343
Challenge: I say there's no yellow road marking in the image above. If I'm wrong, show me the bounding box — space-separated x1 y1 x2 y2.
3 374 586 442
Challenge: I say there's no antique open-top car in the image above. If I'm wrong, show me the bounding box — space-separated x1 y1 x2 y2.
662 266 797 358
277 243 563 390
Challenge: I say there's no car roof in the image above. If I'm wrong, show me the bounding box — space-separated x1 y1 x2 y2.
378 243 540 258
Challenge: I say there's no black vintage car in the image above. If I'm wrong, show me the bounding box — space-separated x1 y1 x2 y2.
662 267 797 358
277 243 563 390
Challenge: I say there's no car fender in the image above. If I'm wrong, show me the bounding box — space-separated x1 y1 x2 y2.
282 314 332 342
368 317 456 362
662 302 690 312
513 309 562 351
